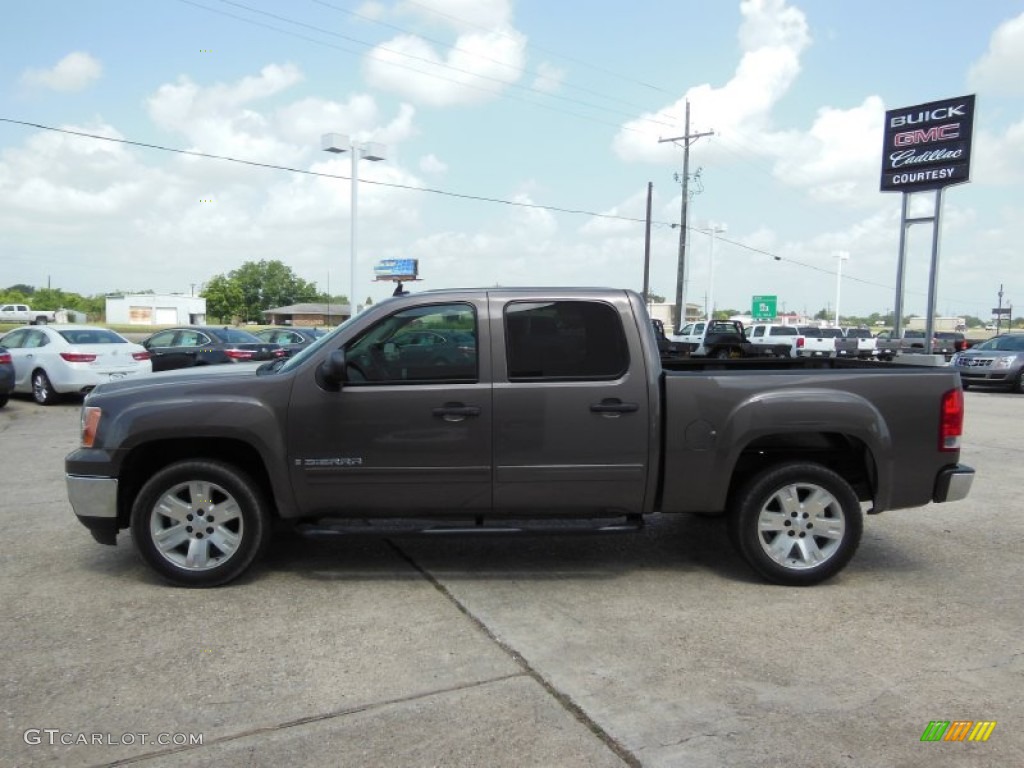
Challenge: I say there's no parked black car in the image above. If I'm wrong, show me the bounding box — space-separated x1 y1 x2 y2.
141 327 286 372
252 327 328 357
0 346 14 407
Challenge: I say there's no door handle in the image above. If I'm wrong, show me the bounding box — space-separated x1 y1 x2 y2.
432 402 481 422
590 399 639 414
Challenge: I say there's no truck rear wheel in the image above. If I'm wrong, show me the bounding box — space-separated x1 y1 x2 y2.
728 462 862 586
130 460 271 587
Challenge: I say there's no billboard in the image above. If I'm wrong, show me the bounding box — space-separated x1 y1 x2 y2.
373 258 419 280
880 94 975 192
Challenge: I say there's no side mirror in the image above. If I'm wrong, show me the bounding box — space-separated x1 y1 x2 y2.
318 349 348 389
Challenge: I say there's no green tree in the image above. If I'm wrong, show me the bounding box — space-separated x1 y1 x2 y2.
228 260 317 322
4 284 35 297
0 288 30 304
202 275 245 323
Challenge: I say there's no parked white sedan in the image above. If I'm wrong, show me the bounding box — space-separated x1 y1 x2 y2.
0 325 152 405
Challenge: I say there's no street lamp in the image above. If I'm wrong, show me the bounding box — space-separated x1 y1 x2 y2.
321 133 387 317
834 250 850 326
706 222 727 321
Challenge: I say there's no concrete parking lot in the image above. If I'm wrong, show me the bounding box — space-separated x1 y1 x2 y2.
1 389 1020 767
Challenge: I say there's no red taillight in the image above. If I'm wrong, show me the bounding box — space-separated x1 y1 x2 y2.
132 351 151 361
0 352 11 364
273 348 288 358
956 340 967 351
60 352 97 363
225 348 255 360
796 337 805 348
940 388 964 451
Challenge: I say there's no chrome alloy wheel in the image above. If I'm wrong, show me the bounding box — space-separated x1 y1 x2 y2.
149 480 243 571
755 482 846 570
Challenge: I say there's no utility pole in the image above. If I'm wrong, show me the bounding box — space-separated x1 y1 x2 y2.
642 182 653 304
659 101 713 330
997 283 1004 334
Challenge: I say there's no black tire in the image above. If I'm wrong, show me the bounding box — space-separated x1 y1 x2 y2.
1014 371 1024 394
728 462 863 586
32 369 58 405
713 348 731 360
130 460 272 587
0 393 8 408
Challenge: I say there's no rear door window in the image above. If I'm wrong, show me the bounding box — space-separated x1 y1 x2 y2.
505 300 627 380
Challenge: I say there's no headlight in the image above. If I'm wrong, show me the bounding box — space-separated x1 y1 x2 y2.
81 406 102 447
994 357 1013 369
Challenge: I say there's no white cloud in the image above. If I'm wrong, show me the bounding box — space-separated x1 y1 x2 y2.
532 62 565 94
613 0 811 163
397 0 513 31
364 0 526 106
972 118 1024 185
969 12 1024 96
771 96 885 203
418 153 448 173
20 52 102 92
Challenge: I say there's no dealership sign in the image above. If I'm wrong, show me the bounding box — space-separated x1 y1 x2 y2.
880 94 975 192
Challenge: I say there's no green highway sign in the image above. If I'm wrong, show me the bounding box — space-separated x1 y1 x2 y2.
752 295 777 320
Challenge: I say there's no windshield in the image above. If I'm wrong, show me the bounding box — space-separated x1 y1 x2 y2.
975 335 1024 352
274 316 359 373
799 327 842 337
58 329 129 344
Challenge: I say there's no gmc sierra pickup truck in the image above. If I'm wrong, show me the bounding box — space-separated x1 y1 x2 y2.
66 288 974 588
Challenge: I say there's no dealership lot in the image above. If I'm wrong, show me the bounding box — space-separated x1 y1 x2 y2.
1 391 1021 767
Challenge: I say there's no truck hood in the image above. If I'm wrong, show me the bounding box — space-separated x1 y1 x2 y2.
85 362 267 402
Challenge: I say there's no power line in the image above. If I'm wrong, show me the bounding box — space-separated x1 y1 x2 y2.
0 117 968 305
0 117 651 224
177 0 679 136
308 0 672 119
398 0 678 97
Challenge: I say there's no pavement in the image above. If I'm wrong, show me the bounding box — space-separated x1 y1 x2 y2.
0 388 1020 768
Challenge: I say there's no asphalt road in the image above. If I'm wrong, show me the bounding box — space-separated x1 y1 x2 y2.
0 388 1020 768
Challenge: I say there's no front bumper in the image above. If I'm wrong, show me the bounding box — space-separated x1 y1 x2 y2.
933 464 975 503
66 475 120 545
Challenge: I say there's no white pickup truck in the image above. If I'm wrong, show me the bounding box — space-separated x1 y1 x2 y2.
0 304 62 325
797 326 843 358
747 324 807 357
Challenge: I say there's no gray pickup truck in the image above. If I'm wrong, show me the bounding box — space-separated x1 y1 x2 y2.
66 288 974 588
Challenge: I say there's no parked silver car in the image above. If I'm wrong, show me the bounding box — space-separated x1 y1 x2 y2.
951 334 1024 392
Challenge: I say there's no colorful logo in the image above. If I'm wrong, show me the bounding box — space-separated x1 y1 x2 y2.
920 721 996 742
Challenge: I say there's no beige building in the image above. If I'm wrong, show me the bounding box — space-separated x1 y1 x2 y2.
261 302 350 326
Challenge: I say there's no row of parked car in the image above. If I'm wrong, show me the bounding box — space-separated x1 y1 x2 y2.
672 321 977 361
0 324 328 406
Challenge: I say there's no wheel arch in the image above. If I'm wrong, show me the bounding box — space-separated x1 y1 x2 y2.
725 431 877 512
116 438 282 529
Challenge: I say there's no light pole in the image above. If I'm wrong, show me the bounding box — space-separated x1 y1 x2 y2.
321 133 387 317
834 250 850 326
706 222 726 321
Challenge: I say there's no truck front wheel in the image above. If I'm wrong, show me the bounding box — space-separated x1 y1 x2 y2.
728 463 863 586
130 460 271 587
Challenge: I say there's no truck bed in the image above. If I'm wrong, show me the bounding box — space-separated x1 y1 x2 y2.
657 360 961 516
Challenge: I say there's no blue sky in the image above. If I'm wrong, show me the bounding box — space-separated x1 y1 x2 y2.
2 0 1023 319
